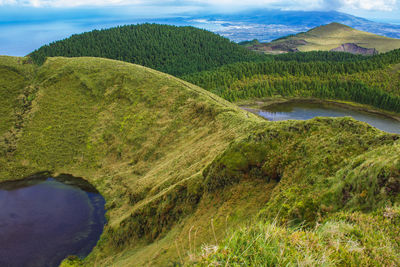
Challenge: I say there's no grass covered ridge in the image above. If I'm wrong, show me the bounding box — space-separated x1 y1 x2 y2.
296 23 400 53
192 119 400 266
252 23 400 54
0 55 265 265
0 56 399 266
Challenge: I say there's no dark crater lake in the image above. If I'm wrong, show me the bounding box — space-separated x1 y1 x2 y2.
0 174 106 267
258 102 400 134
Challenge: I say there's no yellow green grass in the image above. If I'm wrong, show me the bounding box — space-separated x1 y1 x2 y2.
193 208 400 266
274 23 400 53
1 56 399 266
0 55 265 265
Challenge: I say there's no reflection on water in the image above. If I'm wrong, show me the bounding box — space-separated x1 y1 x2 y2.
0 175 106 267
259 102 400 134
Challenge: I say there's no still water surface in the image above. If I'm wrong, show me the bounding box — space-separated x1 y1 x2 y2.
0 175 106 267
258 102 400 134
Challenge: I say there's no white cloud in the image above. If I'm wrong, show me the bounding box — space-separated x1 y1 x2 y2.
191 0 279 5
0 0 397 11
0 0 17 4
1 0 143 7
341 0 397 11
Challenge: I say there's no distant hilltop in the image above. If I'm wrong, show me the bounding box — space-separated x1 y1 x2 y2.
241 22 400 55
29 24 265 76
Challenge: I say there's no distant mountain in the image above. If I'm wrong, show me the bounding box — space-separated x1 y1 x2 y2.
186 10 400 42
240 23 400 54
29 24 264 76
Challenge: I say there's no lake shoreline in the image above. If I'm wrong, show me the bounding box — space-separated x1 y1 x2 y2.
239 97 400 123
0 173 106 267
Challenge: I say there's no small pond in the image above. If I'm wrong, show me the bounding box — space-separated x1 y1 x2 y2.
258 102 400 134
0 174 106 267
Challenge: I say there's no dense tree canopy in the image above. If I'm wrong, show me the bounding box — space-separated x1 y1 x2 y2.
183 49 400 112
29 24 266 76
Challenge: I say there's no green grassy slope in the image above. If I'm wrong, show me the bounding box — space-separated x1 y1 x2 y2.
250 23 400 54
297 23 400 52
29 24 265 76
192 123 400 265
184 118 400 266
0 56 264 265
0 56 35 136
1 56 399 266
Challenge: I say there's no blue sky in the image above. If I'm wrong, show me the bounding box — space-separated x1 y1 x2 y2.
0 0 399 56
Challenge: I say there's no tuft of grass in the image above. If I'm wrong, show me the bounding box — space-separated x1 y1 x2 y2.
59 256 83 267
192 208 400 266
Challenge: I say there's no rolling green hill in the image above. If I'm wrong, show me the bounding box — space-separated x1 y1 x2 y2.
246 23 400 54
1 56 399 266
29 24 265 76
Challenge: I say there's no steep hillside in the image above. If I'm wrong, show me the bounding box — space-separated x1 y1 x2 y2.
0 55 265 265
246 23 400 54
28 24 265 76
0 56 35 137
1 56 399 266
191 118 400 266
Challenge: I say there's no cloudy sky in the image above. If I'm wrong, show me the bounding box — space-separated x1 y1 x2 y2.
0 0 399 56
0 0 398 15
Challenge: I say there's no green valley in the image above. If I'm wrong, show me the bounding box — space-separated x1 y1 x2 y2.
0 52 399 266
